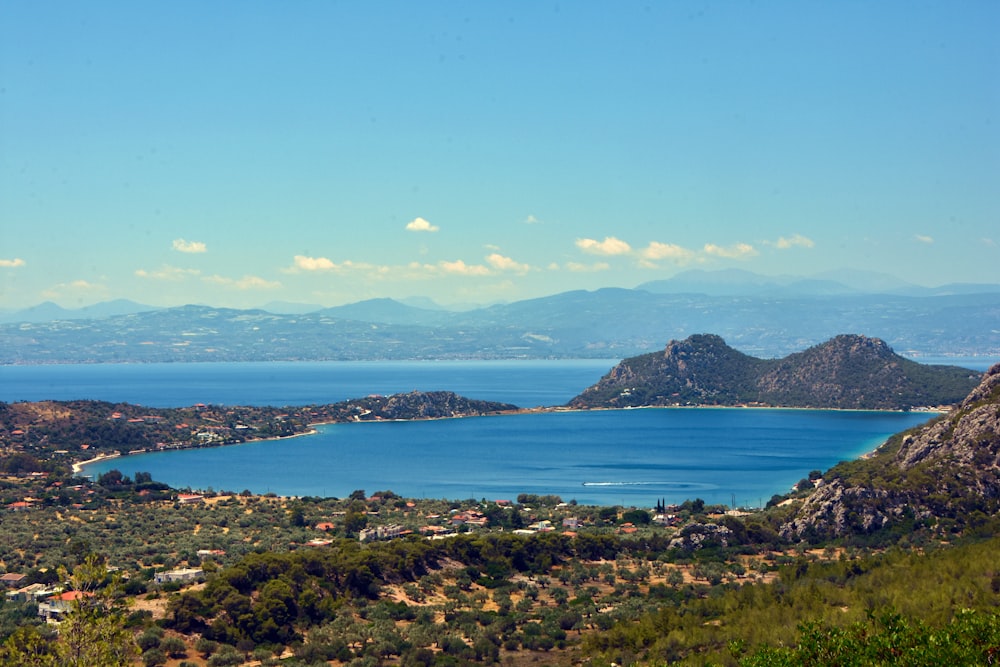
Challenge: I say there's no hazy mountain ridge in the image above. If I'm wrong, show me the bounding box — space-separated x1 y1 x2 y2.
568 334 982 410
782 363 1000 540
2 270 998 362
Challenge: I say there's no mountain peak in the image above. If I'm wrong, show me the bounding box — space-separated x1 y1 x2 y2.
570 334 980 410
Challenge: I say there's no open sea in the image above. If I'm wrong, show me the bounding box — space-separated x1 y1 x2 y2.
4 358 995 507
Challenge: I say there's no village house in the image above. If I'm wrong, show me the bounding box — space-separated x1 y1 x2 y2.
196 549 225 558
450 510 488 528
359 524 406 542
176 493 205 504
0 573 26 588
528 520 554 532
38 590 91 623
154 567 204 585
304 538 333 548
5 583 52 603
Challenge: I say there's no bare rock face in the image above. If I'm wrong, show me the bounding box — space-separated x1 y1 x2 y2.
781 364 1000 541
669 522 734 550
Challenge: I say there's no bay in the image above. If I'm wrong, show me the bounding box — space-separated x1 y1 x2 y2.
82 407 934 507
2 359 975 507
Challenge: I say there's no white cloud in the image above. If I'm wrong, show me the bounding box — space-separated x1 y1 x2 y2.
402 260 491 277
203 274 281 290
41 279 107 299
703 242 758 259
135 265 201 281
915 234 934 244
486 253 531 274
405 217 439 232
284 256 386 275
576 237 632 256
773 234 815 249
523 215 541 224
639 242 696 263
566 261 611 272
291 255 336 271
0 258 25 268
172 238 207 254
439 260 490 276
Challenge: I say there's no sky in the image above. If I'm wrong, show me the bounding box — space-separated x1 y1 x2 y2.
1 2 998 311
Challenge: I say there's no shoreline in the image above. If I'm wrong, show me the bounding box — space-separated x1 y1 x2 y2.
72 452 121 474
67 403 946 479
74 406 935 505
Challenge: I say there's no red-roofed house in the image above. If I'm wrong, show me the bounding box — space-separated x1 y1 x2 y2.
38 590 92 622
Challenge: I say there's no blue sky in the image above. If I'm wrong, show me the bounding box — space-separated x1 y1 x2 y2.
2 2 997 310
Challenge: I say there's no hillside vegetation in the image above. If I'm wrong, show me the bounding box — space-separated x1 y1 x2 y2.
569 334 980 410
781 363 1000 542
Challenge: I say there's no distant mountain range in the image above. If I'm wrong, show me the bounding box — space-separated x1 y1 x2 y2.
637 268 1000 298
568 334 982 410
2 270 998 363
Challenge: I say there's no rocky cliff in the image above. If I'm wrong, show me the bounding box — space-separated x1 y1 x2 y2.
781 364 1000 541
568 334 980 410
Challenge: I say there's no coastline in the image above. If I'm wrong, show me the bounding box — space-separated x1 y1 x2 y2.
66 403 946 481
72 452 121 475
65 407 933 506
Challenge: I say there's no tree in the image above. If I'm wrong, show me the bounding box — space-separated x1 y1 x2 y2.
0 626 58 667
142 648 167 667
159 636 187 659
0 555 139 667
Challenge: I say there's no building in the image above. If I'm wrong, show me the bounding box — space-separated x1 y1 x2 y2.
359 524 406 542
5 583 51 603
38 591 91 623
154 568 204 585
0 573 26 588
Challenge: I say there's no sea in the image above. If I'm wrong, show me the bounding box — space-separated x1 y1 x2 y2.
3 357 995 507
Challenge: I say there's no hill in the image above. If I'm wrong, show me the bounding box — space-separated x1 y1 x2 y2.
568 334 981 410
782 362 1000 542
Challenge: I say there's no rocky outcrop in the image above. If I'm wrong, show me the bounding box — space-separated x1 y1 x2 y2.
360 391 518 420
781 364 1000 541
569 334 980 410
669 522 735 550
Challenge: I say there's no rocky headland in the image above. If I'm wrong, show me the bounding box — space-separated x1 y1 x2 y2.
568 334 981 410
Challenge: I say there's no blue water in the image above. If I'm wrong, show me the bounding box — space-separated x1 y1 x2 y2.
0 360 618 408
0 360 962 506
81 407 934 507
